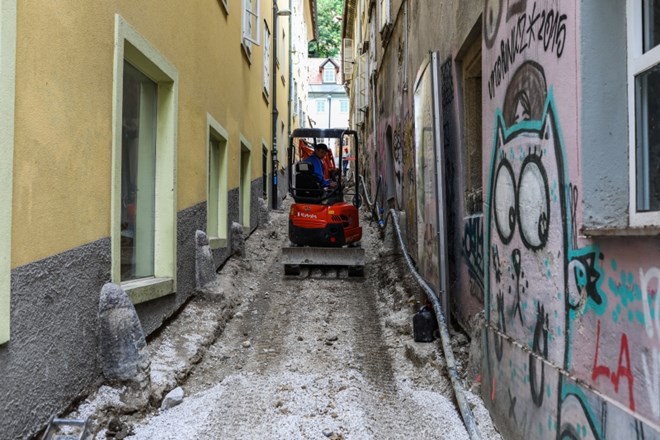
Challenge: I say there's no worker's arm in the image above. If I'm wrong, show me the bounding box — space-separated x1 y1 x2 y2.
309 156 332 187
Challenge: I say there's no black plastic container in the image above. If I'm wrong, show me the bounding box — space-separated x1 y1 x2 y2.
413 305 437 342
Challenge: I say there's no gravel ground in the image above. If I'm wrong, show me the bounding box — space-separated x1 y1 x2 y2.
64 196 502 439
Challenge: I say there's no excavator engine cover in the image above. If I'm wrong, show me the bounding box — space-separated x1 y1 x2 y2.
289 202 362 247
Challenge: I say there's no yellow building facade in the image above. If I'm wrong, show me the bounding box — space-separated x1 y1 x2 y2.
0 1 315 437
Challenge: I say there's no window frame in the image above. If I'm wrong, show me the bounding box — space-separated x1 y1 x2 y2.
112 15 178 304
323 64 336 83
379 0 391 32
263 20 271 98
340 98 349 113
0 0 16 344
207 114 229 249
316 99 326 112
628 0 660 226
242 0 261 49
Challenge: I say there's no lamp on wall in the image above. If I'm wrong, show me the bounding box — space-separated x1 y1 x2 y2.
271 3 291 210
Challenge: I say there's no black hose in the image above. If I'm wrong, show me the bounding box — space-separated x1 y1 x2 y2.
359 175 482 440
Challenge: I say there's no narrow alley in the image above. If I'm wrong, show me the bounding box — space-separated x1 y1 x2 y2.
61 200 500 439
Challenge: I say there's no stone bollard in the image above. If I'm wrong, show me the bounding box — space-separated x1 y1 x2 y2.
258 197 271 227
97 283 151 408
195 230 216 289
230 222 245 257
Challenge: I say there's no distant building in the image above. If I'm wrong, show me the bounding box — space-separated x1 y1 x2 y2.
306 57 350 130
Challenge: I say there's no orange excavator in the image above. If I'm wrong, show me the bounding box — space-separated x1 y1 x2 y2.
281 128 364 276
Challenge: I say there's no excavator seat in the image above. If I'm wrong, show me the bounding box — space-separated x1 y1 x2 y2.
292 162 323 204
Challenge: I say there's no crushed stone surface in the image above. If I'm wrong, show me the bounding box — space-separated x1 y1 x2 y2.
66 197 502 439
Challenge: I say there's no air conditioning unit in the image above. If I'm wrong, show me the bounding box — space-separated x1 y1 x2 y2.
342 38 354 80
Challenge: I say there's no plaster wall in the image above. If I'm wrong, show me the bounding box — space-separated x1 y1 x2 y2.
362 0 483 328
13 1 273 268
0 180 262 439
481 1 660 438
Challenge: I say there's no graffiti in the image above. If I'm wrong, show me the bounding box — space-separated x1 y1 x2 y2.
592 321 636 411
506 0 527 21
568 249 605 309
462 215 484 299
569 183 578 249
392 126 403 196
508 389 518 421
485 0 532 49
487 3 567 99
640 267 660 339
441 58 454 108
484 59 607 439
495 291 505 361
484 0 504 49
511 249 525 325
529 303 548 407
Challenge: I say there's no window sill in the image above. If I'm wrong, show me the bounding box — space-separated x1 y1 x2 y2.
209 237 227 250
581 225 660 237
122 277 175 304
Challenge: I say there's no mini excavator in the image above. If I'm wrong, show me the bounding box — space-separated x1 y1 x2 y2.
281 128 365 276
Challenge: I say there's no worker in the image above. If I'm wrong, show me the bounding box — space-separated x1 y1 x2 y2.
303 143 337 189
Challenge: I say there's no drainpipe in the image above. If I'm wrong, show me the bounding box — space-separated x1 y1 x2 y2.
272 3 291 209
271 3 279 209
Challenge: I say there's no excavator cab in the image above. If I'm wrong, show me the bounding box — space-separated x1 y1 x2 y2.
282 128 364 276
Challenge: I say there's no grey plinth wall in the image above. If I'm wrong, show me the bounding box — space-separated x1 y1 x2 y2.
0 178 263 439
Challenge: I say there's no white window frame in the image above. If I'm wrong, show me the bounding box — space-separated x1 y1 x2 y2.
112 15 178 304
316 99 326 112
242 0 261 48
263 21 271 97
0 0 16 344
628 0 660 226
340 98 349 113
323 64 336 83
207 114 229 249
379 0 391 32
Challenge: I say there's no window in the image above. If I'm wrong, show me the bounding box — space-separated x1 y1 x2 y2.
263 21 270 97
242 0 261 50
629 0 660 225
112 15 178 304
207 115 228 249
340 99 349 113
316 99 326 112
459 36 482 215
379 0 391 32
323 64 336 83
121 62 157 281
0 0 16 344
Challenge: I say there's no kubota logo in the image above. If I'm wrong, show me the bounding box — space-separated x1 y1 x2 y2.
296 212 318 219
